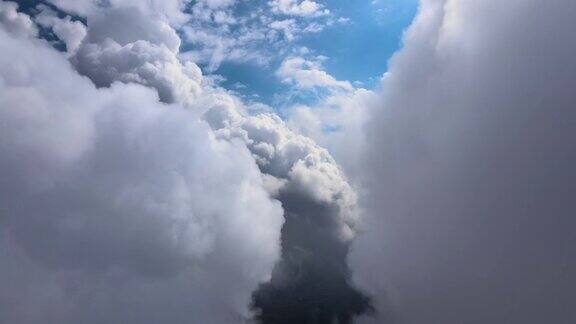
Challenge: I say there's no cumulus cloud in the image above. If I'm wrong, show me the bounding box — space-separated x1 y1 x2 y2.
287 88 376 178
72 6 202 104
206 109 359 239
34 5 86 54
0 2 283 323
277 56 353 91
350 0 576 323
269 0 330 18
204 106 372 322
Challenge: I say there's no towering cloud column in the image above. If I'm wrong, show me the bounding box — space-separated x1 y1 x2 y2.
205 108 372 323
351 0 576 323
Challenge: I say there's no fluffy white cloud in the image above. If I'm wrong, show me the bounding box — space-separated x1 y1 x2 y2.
350 0 576 323
277 56 353 91
0 2 283 323
287 88 376 178
269 0 329 18
71 6 202 104
205 106 359 241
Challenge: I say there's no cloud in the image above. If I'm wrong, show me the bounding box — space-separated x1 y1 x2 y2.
34 4 87 54
180 2 273 70
0 2 283 323
268 18 298 42
181 19 270 71
204 105 372 322
287 88 376 179
72 6 202 104
277 56 353 91
349 0 576 323
269 0 329 18
0 1 37 37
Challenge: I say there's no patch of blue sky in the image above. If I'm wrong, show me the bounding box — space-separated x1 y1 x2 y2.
217 61 284 104
19 0 418 110
194 0 418 107
303 0 418 88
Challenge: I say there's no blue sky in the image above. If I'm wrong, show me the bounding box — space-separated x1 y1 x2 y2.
18 0 417 109
305 0 417 85
183 0 418 107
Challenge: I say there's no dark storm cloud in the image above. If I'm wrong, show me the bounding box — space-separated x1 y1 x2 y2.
351 0 576 323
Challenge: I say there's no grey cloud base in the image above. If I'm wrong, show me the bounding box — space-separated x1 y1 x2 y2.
351 0 576 323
